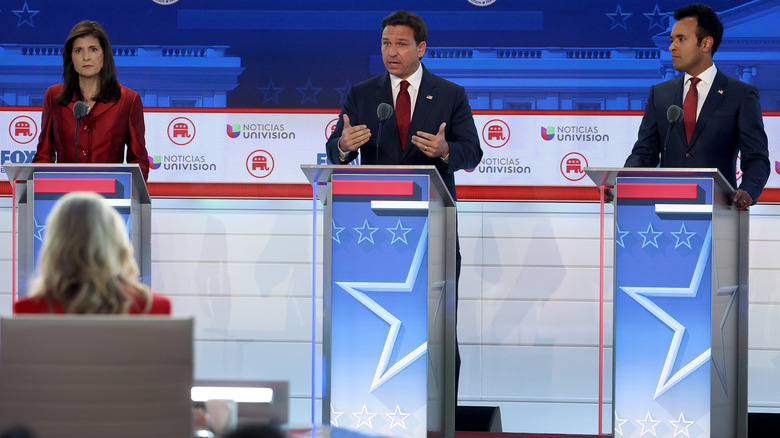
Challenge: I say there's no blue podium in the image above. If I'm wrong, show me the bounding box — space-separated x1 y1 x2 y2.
587 168 748 438
4 163 151 300
302 165 457 438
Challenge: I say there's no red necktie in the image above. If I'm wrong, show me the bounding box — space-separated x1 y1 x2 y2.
396 80 411 149
683 76 701 144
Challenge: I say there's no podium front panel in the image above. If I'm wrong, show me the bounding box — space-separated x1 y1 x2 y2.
328 172 436 438
613 174 739 438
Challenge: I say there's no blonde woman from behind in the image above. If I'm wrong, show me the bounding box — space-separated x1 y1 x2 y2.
14 191 170 315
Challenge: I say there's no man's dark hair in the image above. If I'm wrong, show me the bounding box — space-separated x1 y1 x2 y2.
674 3 724 55
381 10 427 45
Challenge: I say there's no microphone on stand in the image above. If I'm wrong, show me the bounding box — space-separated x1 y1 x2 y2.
662 105 684 167
375 103 393 164
73 101 88 164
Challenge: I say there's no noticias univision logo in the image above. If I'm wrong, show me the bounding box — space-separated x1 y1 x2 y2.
541 126 555 141
148 155 162 170
226 124 241 139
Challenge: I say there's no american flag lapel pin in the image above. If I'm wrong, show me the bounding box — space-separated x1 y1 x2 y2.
426 95 433 100
718 89 723 94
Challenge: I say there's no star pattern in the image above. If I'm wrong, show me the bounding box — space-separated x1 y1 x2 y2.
335 220 429 392
638 223 663 248
297 78 322 105
258 78 284 104
614 410 628 435
643 4 668 30
34 216 46 241
335 79 351 105
13 2 39 27
636 411 662 436
330 404 344 427
620 225 713 399
615 223 630 248
384 404 411 430
669 412 695 437
354 219 379 244
606 4 632 30
711 241 739 395
352 404 377 429
332 219 346 244
670 223 696 249
387 219 413 244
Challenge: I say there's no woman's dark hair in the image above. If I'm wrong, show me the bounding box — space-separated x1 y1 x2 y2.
57 20 121 106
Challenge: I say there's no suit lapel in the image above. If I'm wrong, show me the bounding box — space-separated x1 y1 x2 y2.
376 73 401 153
667 77 688 148
688 71 728 150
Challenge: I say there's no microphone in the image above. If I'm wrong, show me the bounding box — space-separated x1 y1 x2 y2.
662 105 683 167
73 101 88 163
375 103 393 164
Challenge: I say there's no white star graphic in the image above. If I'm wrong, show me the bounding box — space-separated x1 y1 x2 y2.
621 225 713 399
335 220 429 391
615 223 630 248
34 216 46 241
636 411 662 436
384 404 411 430
671 223 696 249
638 222 663 248
352 404 377 429
606 4 632 30
330 404 344 427
387 219 413 244
669 412 695 437
332 219 346 244
354 219 379 244
615 410 628 435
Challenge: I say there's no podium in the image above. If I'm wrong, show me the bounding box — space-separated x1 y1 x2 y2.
3 163 151 299
586 168 748 438
302 165 457 438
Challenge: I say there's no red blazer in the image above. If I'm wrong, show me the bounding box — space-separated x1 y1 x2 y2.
14 292 172 315
32 83 150 181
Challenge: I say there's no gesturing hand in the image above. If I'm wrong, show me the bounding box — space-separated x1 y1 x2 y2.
338 114 371 152
412 122 449 158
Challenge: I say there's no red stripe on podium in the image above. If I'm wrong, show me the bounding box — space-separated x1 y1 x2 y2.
618 183 698 200
332 180 414 197
34 178 117 194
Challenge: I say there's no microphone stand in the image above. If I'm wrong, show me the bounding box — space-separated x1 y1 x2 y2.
661 121 674 168
375 120 385 165
74 118 81 164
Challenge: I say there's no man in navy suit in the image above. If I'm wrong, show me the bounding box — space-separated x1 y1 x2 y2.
624 3 769 210
326 10 483 396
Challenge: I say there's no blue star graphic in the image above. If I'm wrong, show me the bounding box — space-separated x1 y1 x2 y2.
332 220 346 244
335 220 429 392
638 223 663 248
671 223 696 249
615 223 630 248
258 78 284 104
387 220 413 245
335 80 351 105
34 216 46 241
13 2 39 27
606 4 632 30
354 219 379 244
620 225 713 399
643 4 668 30
297 78 322 105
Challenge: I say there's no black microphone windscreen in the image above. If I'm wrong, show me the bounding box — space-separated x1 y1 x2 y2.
73 101 88 120
667 105 683 124
377 103 393 122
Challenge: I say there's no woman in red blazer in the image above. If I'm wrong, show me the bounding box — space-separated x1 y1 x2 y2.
32 20 149 181
14 192 170 315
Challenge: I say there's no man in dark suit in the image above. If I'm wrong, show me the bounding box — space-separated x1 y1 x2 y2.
326 10 483 395
624 3 769 209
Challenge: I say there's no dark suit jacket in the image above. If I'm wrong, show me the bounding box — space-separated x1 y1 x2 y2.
33 83 150 181
326 65 483 200
624 70 769 202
